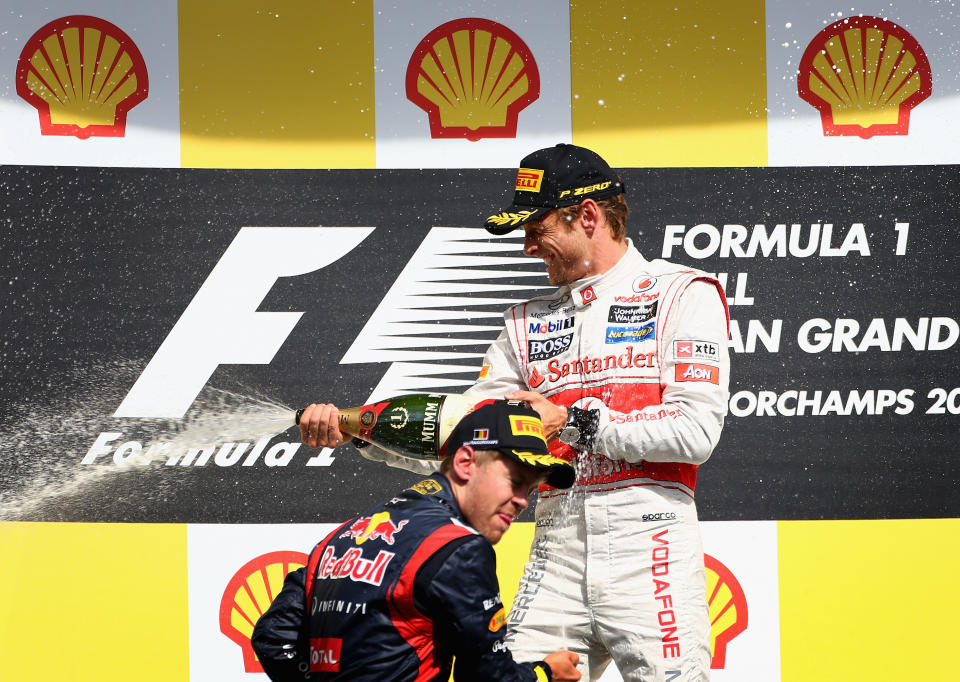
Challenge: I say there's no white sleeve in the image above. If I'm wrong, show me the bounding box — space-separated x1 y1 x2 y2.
463 326 527 399
591 280 729 465
357 443 441 474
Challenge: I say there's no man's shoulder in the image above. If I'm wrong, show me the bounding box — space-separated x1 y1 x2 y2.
504 288 572 317
638 256 713 280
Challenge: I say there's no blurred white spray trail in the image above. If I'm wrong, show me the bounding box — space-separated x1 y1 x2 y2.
0 360 296 520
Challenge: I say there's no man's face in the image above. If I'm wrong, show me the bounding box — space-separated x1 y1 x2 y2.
522 211 591 286
460 453 542 545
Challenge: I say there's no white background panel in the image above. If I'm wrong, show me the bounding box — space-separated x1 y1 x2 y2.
0 1 180 167
188 523 337 681
766 0 960 166
374 0 572 168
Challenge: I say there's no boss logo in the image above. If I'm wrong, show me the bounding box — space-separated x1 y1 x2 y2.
528 333 573 361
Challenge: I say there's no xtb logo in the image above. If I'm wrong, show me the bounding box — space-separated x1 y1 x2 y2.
114 227 374 418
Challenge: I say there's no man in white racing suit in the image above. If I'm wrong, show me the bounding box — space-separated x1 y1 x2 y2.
297 143 729 681
471 144 730 682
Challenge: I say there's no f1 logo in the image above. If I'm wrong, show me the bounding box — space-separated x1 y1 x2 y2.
114 227 374 418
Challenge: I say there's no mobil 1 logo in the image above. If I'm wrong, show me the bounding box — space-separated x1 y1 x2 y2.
528 333 574 361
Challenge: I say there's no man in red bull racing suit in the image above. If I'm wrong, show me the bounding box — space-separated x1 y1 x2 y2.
467 144 731 681
252 401 581 681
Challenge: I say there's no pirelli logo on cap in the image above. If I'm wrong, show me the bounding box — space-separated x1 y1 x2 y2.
515 168 544 192
509 415 546 443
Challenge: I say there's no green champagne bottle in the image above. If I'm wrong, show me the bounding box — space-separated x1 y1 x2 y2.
296 393 484 461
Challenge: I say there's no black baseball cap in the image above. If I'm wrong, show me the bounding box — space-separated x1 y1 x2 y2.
483 143 626 235
443 400 575 489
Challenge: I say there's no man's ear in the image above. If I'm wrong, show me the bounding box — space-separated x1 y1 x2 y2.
449 445 477 483
578 198 601 237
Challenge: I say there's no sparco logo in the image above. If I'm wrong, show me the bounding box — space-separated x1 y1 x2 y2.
642 512 677 521
529 316 574 334
528 333 573 361
608 302 658 324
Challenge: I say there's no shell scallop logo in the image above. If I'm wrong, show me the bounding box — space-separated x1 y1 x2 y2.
219 550 308 673
406 17 540 141
16 15 149 139
704 553 748 669
797 16 932 139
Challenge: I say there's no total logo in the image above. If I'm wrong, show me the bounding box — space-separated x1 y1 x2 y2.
310 637 343 673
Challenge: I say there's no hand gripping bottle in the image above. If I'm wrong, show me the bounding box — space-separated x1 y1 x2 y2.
295 393 485 461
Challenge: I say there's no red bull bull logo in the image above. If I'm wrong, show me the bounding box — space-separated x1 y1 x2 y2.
340 511 408 545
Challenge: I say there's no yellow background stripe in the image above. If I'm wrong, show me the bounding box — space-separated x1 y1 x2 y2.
778 518 960 682
0 522 188 682
569 0 768 167
495 520 535 611
179 0 375 168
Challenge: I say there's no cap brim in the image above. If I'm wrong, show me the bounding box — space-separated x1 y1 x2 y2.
505 449 575 489
483 207 546 235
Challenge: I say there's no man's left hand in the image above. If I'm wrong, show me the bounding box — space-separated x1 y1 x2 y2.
505 391 567 441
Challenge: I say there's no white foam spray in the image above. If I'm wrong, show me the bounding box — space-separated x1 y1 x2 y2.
0 360 297 520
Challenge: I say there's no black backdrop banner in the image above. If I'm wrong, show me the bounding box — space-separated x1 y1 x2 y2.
2 164 958 522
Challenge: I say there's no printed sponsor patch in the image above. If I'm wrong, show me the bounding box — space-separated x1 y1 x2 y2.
579 286 597 304
614 292 659 303
557 180 612 201
489 607 507 632
633 275 657 292
478 364 491 379
315 546 395 585
340 512 408 545
674 339 721 363
516 168 544 192
410 479 443 495
529 316 574 334
675 362 720 384
309 637 343 672
605 322 655 344
608 302 658 324
509 416 546 442
528 333 573 361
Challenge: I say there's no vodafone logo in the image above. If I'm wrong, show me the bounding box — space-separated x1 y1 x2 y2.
579 286 597 305
633 275 657 293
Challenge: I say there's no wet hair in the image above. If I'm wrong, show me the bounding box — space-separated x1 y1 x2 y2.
556 193 630 242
